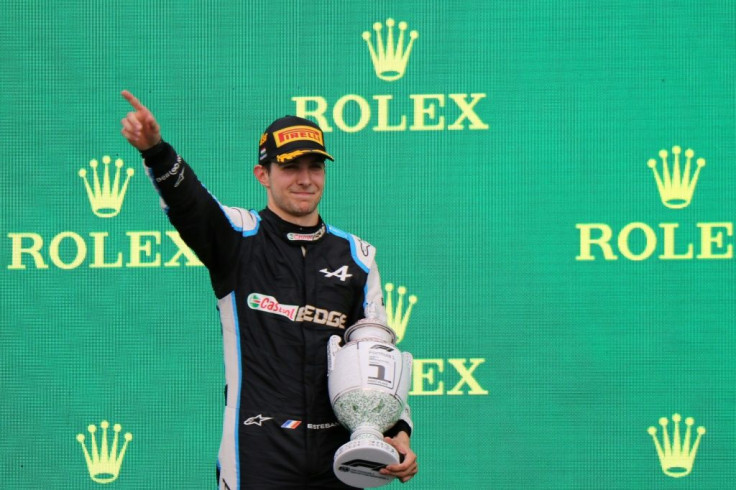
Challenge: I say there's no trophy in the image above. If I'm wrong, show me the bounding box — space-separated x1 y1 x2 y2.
327 318 413 488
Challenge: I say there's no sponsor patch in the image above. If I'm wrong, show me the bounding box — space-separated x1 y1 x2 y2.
244 414 272 426
320 265 352 281
308 422 341 430
287 224 325 242
247 293 347 328
247 293 299 321
273 125 324 147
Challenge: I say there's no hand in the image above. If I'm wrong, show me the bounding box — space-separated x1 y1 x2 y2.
380 432 418 483
120 90 161 151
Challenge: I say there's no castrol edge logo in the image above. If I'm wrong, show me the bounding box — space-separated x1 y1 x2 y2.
247 292 347 328
273 126 324 147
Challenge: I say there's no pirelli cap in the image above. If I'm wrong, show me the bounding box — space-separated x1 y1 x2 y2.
258 116 334 165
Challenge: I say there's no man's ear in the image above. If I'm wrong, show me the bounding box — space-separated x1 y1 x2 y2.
253 164 270 188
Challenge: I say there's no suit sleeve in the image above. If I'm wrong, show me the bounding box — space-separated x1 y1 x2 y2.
141 141 255 297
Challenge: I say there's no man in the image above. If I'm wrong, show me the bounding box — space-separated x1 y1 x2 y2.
120 90 418 489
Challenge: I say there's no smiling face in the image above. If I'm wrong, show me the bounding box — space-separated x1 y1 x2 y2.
254 154 326 226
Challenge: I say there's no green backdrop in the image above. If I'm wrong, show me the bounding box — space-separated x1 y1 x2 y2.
1 1 734 488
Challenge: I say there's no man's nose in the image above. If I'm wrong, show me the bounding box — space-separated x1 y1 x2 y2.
296 166 312 184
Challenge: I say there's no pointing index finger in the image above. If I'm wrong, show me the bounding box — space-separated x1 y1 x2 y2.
121 90 147 112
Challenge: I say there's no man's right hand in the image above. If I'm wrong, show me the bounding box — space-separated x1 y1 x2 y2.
120 90 162 151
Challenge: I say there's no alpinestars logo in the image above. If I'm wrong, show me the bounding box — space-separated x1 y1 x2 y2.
576 145 732 261
291 18 489 133
244 414 272 426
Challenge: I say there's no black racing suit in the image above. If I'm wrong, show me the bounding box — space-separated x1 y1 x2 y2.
141 142 413 489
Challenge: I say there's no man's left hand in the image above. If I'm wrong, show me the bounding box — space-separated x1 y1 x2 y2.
380 431 418 483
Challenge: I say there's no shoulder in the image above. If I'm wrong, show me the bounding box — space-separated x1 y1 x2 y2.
325 224 376 273
218 206 261 236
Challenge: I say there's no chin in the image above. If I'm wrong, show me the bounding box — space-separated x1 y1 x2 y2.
288 206 316 217
294 202 318 213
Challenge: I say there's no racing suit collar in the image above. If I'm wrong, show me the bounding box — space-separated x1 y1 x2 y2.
259 207 326 244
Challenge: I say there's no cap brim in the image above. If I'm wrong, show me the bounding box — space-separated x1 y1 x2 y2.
275 149 334 164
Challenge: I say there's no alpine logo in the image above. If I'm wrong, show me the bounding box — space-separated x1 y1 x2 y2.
320 265 352 281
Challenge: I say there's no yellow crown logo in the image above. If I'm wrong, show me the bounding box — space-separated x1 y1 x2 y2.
76 420 133 484
79 156 135 218
647 413 705 478
384 283 417 344
362 18 419 82
647 146 705 209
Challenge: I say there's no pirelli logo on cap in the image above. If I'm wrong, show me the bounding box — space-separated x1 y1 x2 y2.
273 125 324 148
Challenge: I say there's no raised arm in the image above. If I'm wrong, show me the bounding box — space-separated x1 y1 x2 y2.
118 90 253 298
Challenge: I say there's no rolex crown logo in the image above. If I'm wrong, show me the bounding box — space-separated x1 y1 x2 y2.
647 413 705 478
384 283 417 344
362 18 419 82
79 155 135 218
647 146 705 209
76 420 133 484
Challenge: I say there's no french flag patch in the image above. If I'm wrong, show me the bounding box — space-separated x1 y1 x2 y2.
281 420 302 429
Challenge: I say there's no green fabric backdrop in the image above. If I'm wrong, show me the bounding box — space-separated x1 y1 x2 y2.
1 1 734 488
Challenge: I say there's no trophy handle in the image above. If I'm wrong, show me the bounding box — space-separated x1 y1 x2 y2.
327 335 342 375
397 352 413 402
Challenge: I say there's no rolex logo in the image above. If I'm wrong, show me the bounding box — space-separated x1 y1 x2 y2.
79 156 135 218
362 18 418 82
384 283 417 344
76 420 133 484
647 413 705 478
647 146 706 209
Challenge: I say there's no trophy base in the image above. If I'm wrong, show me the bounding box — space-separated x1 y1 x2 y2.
333 438 399 488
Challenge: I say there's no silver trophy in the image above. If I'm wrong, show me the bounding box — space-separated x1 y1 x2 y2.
327 318 413 488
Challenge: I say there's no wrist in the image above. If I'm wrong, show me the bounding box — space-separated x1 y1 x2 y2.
140 138 165 157
384 420 412 438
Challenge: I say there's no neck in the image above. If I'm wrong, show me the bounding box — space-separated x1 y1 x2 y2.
266 205 319 227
